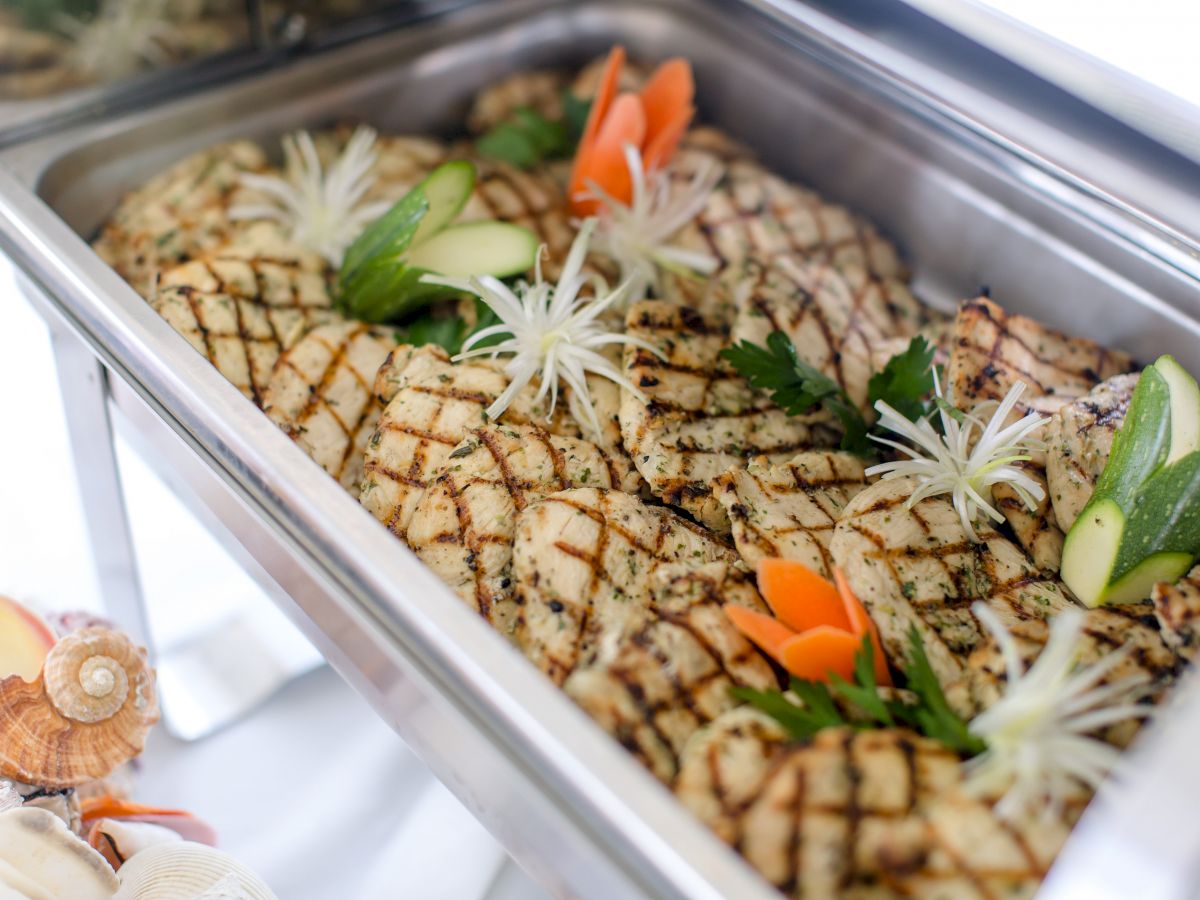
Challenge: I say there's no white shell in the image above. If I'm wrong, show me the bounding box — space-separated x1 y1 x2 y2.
0 807 118 900
115 842 277 900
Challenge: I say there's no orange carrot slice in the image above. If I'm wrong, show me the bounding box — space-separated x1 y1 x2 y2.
642 105 694 174
833 567 892 687
779 626 861 683
571 92 646 213
570 45 627 212
639 58 694 141
757 558 850 634
725 605 795 663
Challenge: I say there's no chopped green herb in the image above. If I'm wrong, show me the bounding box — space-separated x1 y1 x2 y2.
868 335 936 422
722 333 938 457
476 100 587 170
731 630 984 756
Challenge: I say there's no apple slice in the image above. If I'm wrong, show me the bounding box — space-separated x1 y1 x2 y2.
0 596 55 681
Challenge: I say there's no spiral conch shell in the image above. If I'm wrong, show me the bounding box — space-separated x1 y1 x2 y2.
115 842 279 899
0 627 158 789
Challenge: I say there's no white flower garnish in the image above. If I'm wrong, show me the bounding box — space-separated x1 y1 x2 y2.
230 125 390 267
584 144 720 303
59 0 176 81
421 218 663 438
965 602 1152 821
866 376 1048 542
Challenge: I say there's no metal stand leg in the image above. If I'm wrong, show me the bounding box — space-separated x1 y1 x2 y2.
45 317 152 652
39 309 322 741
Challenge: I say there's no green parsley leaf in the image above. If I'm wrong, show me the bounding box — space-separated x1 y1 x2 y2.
476 106 574 169
731 679 846 741
893 626 985 756
867 335 936 421
730 626 983 756
829 636 894 726
394 315 468 355
721 331 872 456
563 90 592 141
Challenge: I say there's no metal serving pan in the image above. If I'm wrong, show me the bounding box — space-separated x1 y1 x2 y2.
4 0 1200 896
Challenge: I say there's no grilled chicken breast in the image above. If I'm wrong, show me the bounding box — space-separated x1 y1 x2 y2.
359 350 576 541
151 224 339 405
1153 566 1200 660
93 141 269 298
715 451 868 577
407 423 618 632
619 297 840 530
732 258 932 412
262 321 399 495
948 297 1133 407
563 562 777 783
669 132 905 282
829 476 1178 716
946 297 1133 571
511 487 750 684
677 716 1073 899
1045 373 1139 532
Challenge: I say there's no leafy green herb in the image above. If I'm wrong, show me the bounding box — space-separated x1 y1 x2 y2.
897 628 985 755
730 678 844 741
392 299 511 356
732 631 984 755
868 335 936 422
562 90 592 141
722 332 938 457
476 92 591 170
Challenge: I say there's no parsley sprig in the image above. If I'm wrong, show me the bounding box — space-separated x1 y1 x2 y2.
720 333 936 456
476 92 591 170
732 628 984 756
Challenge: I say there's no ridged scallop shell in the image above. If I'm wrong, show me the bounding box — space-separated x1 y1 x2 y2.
115 841 278 899
0 628 158 789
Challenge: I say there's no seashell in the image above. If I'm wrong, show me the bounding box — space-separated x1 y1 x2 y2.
0 807 118 899
4 779 83 834
0 627 159 789
90 818 183 870
115 841 278 900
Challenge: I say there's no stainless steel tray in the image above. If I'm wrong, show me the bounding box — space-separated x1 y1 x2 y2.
4 0 1200 896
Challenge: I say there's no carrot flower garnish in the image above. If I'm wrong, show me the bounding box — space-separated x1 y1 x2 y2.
568 47 697 215
727 559 891 685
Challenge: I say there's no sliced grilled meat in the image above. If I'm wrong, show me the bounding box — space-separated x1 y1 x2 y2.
948 297 1133 407
563 562 777 783
619 297 840 530
946 297 1133 570
151 225 339 405
511 487 751 684
732 258 932 412
1045 373 1139 532
407 424 617 633
677 718 1074 899
1153 566 1200 660
263 322 399 495
466 70 570 135
715 451 868 578
669 132 905 282
359 351 575 542
93 140 269 297
829 476 1177 716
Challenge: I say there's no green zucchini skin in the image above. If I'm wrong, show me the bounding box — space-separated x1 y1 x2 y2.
1062 356 1200 607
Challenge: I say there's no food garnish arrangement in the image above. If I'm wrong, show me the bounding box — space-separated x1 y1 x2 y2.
74 46 1200 896
0 596 278 898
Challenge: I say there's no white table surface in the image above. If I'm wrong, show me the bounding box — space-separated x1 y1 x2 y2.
0 255 549 900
